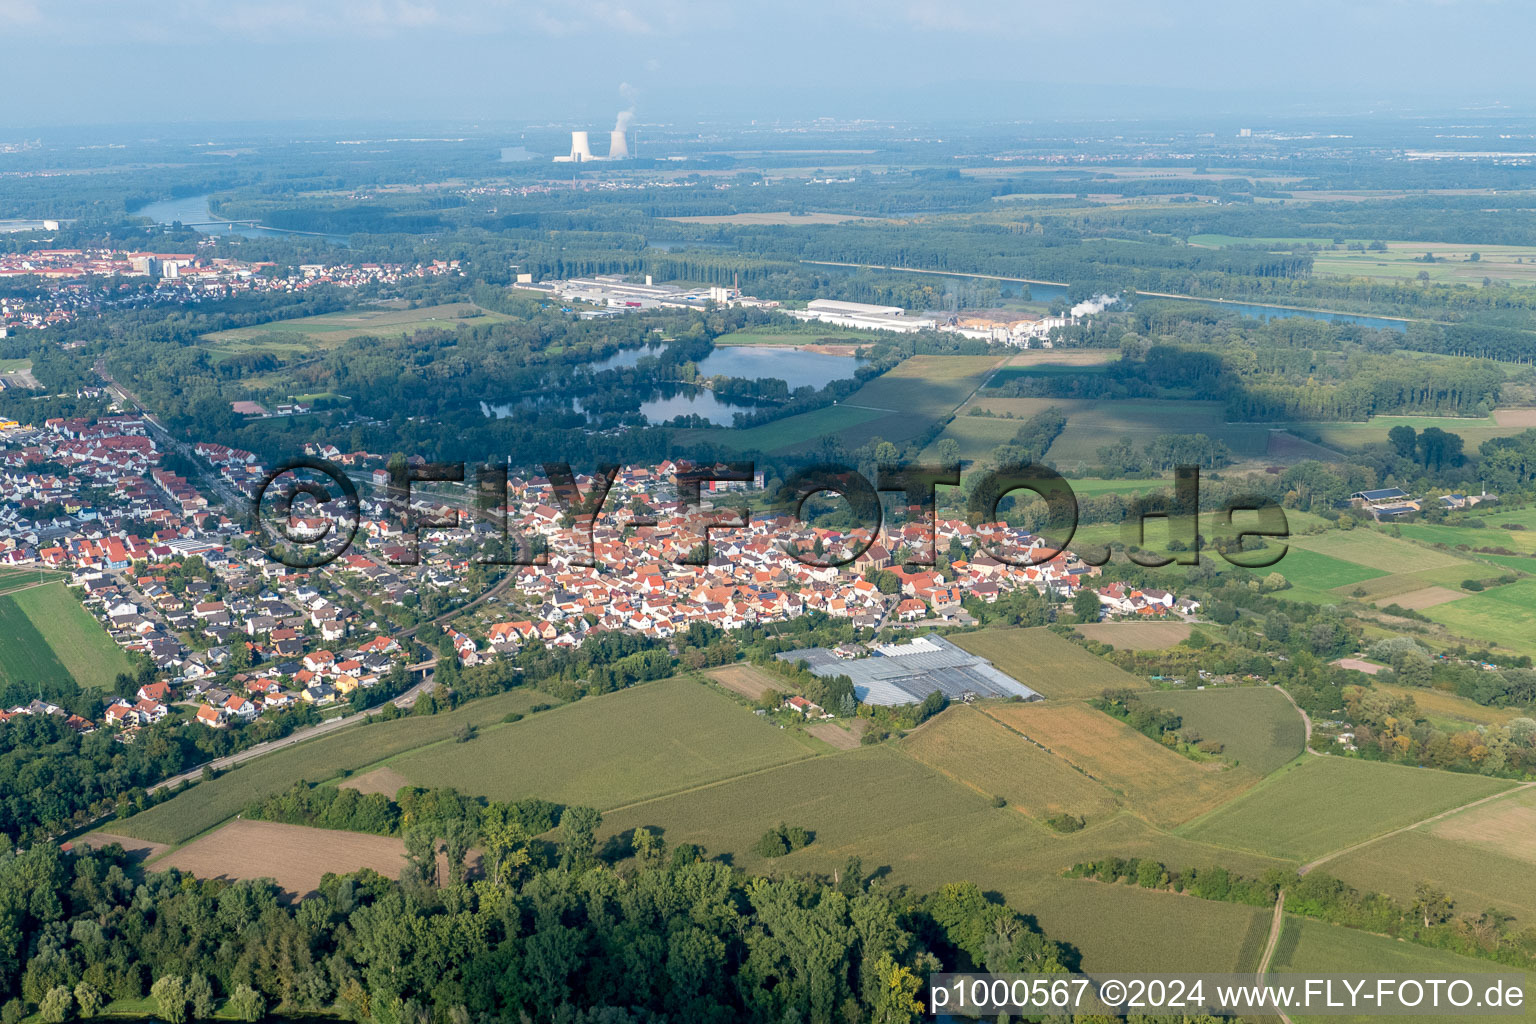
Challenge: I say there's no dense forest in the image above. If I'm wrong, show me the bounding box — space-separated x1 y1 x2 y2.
0 829 1067 1024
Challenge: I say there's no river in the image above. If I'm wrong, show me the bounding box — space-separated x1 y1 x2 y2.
801 261 1409 332
131 194 350 246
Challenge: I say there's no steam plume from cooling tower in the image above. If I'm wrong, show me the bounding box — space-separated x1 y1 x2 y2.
1070 294 1118 317
615 81 637 135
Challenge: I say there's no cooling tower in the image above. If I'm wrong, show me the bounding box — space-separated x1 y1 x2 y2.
570 131 593 162
608 130 630 160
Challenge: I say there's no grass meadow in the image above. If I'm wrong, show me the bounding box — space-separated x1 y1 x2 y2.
113 689 557 846
200 303 510 362
1146 686 1306 776
0 596 74 689
7 581 132 688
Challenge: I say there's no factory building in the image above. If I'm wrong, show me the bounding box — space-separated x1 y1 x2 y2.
518 274 777 313
788 299 938 333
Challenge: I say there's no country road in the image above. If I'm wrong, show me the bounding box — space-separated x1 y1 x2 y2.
1255 890 1295 1024
1272 684 1317 754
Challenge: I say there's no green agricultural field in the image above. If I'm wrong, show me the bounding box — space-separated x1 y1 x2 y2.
692 353 1002 454
1424 579 1536 655
712 326 882 347
1287 529 1466 573
0 566 64 596
7 581 131 688
0 596 74 689
1346 564 1494 603
1146 687 1306 776
1270 546 1388 594
1177 755 1512 863
1062 475 1178 496
937 397 1272 470
1324 829 1536 926
388 676 817 808
1392 521 1536 556
1268 917 1536 1024
601 747 1286 973
1311 242 1536 289
113 689 558 846
199 302 510 362
1290 413 1530 452
987 362 1111 387
1188 234 1352 249
1046 400 1272 469
952 626 1150 699
706 403 885 453
899 705 1120 821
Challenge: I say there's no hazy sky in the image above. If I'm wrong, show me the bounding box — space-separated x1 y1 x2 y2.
2 0 1531 127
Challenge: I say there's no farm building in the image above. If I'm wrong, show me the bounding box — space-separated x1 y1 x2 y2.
776 633 1040 706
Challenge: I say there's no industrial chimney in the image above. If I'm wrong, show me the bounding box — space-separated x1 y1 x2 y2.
569 131 593 162
608 130 629 160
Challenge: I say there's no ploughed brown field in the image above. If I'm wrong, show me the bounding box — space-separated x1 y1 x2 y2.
155 819 407 898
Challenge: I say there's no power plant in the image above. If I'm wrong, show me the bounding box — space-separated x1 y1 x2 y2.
554 128 630 162
607 129 629 160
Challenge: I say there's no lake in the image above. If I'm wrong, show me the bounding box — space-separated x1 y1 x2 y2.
487 343 865 427
131 194 350 246
695 345 865 391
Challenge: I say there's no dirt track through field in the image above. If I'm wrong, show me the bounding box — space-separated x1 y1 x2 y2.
1298 782 1536 877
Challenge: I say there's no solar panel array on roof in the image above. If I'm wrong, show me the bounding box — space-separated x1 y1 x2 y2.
776 633 1040 706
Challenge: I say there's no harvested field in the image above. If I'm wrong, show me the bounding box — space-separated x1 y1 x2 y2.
1003 349 1118 368
953 626 1149 699
1330 657 1385 675
339 766 411 798
806 721 862 750
901 705 1119 820
1493 408 1536 427
1385 585 1466 610
983 702 1255 827
72 831 171 864
155 819 406 898
707 664 781 701
1371 682 1525 728
1430 786 1536 863
1073 621 1191 650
